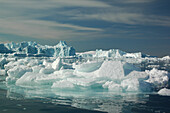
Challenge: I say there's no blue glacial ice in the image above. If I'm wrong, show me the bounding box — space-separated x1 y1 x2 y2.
2 57 169 93
0 41 170 113
0 41 169 93
0 41 75 57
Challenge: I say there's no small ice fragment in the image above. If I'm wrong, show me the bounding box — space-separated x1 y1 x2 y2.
158 88 170 96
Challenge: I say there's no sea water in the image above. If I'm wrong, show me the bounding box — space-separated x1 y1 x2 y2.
0 82 170 113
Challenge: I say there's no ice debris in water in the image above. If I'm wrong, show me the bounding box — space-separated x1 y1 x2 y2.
2 57 169 93
158 88 170 96
0 41 170 95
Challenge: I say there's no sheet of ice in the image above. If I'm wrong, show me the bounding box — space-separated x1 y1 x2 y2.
158 88 170 96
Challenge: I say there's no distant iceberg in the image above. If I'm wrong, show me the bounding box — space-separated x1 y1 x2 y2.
0 41 75 57
77 49 151 59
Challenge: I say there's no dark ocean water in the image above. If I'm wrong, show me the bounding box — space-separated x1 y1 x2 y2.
0 85 170 113
0 88 106 113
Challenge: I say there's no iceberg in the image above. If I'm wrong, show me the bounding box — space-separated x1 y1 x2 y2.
1 41 170 113
3 56 169 94
0 41 75 57
73 61 103 72
0 41 169 93
6 65 32 83
145 68 169 91
0 69 6 76
158 88 170 96
77 49 148 59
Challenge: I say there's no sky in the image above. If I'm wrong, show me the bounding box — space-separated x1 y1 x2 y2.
0 0 170 57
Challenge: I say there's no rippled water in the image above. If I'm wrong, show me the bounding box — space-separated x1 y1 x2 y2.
0 77 170 113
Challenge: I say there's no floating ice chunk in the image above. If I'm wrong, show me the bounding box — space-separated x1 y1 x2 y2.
53 69 74 79
6 65 32 82
121 78 139 92
39 67 54 74
124 71 148 80
76 51 96 58
16 72 46 86
121 78 151 92
145 68 169 90
0 69 6 76
102 70 151 92
32 65 43 73
42 60 52 67
52 58 62 70
27 59 42 67
161 56 170 60
95 61 140 80
123 52 142 58
158 88 170 96
103 81 122 92
73 61 103 72
52 80 74 89
94 49 126 58
95 61 124 80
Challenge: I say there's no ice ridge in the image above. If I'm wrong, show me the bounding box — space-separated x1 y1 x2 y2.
0 41 75 57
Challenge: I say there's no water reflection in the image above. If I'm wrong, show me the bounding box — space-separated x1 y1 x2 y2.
0 81 169 113
4 84 148 113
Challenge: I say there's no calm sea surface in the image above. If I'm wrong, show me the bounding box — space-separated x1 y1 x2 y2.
0 83 170 113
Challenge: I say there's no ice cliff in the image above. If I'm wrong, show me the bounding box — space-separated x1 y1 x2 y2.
0 41 152 59
0 41 75 57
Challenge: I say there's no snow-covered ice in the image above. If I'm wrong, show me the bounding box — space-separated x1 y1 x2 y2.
0 41 169 94
158 88 170 96
3 57 169 93
1 41 170 113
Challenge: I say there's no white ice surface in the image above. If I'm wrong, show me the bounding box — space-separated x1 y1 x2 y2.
3 57 169 93
158 88 170 96
0 41 75 57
